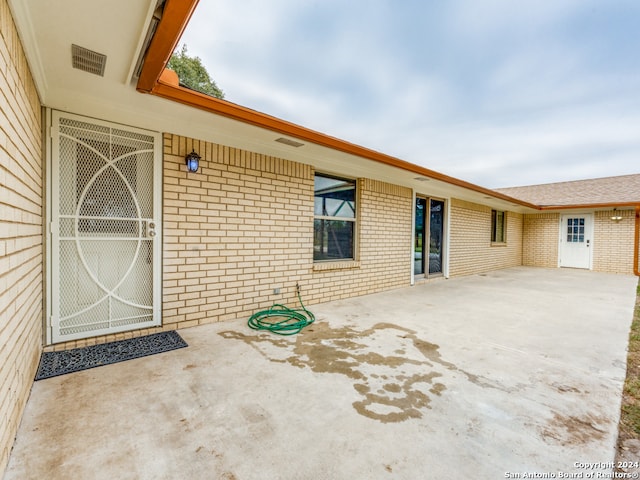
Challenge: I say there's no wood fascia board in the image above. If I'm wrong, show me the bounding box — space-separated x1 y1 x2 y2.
135 0 539 210
131 0 636 218
538 202 640 210
136 0 199 93
151 78 540 210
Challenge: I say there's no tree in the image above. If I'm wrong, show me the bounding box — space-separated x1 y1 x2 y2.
167 44 225 99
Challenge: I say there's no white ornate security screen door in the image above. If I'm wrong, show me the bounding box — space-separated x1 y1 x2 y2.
49 112 162 343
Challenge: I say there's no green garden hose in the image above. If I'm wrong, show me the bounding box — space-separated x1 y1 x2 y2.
247 284 315 335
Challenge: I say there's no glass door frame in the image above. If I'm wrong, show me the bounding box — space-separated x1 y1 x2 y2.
412 194 447 283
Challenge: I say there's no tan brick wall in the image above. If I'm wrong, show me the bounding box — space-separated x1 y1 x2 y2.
161 135 314 326
593 209 636 274
522 210 638 274
161 134 414 327
448 199 522 276
0 0 43 475
522 213 560 268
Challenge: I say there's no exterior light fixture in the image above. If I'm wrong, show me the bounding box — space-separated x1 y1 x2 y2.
611 208 623 222
185 149 200 173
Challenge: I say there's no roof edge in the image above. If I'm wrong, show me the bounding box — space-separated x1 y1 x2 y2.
496 172 640 191
539 202 640 210
136 0 199 93
136 2 539 210
151 77 540 209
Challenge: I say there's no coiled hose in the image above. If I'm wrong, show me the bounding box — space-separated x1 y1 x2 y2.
247 284 315 335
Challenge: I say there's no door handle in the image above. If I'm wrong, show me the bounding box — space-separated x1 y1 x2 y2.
147 221 157 238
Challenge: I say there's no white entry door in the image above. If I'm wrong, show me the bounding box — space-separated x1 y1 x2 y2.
559 214 592 269
49 112 162 343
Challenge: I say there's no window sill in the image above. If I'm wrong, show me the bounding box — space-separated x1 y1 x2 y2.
491 242 508 247
313 260 361 271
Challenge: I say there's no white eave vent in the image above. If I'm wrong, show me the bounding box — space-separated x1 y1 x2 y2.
71 44 107 76
275 137 304 148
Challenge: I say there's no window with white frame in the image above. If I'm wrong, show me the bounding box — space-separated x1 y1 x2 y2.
313 174 356 261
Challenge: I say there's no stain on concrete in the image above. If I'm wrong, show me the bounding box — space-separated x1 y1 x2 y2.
384 383 401 393
430 383 446 396
552 382 581 394
220 321 483 423
541 412 609 445
220 472 238 480
239 404 275 438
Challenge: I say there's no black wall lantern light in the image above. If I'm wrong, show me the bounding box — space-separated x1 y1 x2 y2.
185 149 201 173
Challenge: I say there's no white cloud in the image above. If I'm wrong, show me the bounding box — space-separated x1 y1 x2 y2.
179 1 640 188
448 0 592 39
409 102 640 187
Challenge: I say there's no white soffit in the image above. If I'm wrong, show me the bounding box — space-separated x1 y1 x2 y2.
10 0 156 103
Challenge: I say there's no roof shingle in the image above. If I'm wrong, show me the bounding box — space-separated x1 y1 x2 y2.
495 173 640 207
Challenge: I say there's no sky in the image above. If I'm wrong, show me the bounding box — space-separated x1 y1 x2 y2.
179 0 640 188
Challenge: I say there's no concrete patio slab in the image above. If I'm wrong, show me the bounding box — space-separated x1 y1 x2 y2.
4 267 638 479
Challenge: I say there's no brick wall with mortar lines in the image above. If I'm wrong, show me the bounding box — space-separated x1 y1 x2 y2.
448 198 522 276
593 209 637 274
522 213 560 268
162 135 414 326
0 0 43 475
358 179 412 290
162 134 314 327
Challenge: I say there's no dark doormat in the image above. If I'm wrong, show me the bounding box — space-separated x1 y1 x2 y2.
35 331 188 380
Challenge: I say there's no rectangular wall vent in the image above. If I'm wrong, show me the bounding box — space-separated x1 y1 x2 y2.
275 137 304 148
72 44 107 76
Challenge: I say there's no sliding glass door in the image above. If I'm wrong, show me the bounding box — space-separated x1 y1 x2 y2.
428 199 444 275
414 197 444 277
414 198 427 275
